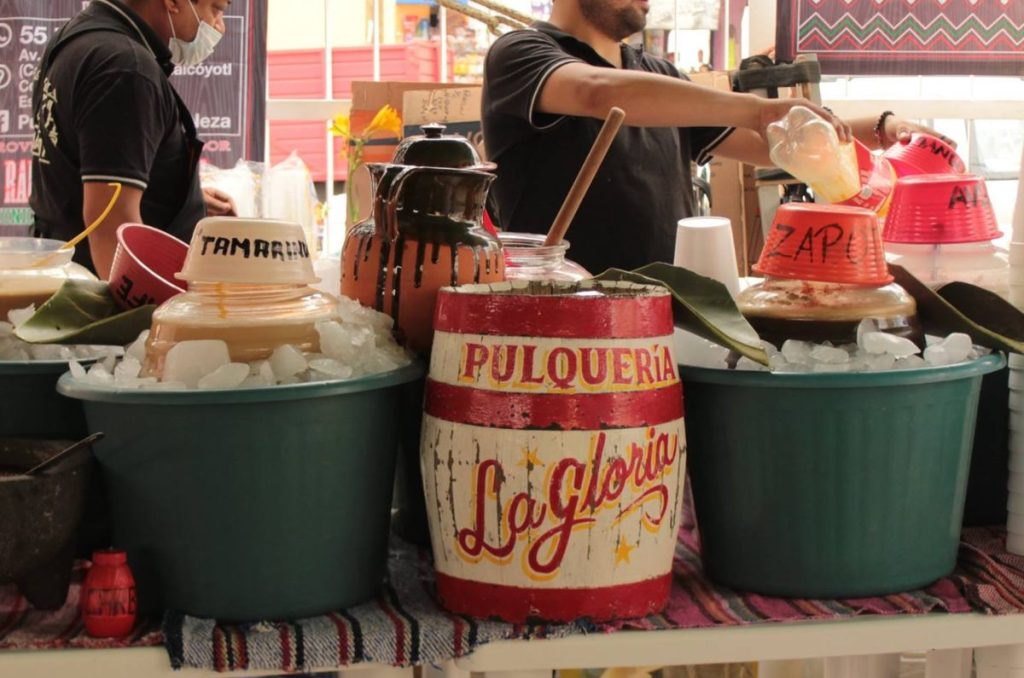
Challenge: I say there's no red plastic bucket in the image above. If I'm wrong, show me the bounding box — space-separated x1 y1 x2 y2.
422 280 686 623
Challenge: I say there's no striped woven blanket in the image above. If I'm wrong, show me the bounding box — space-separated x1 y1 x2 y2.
2 523 1022 673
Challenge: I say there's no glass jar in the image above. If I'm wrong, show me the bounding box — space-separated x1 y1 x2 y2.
0 238 96 320
885 241 1009 300
736 277 922 347
143 282 339 377
499 232 590 282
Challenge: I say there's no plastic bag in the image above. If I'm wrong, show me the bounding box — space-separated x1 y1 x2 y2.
263 151 322 257
200 159 264 219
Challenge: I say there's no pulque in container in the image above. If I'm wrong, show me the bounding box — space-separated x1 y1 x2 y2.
738 203 921 347
0 237 95 319
144 217 339 376
422 280 685 623
341 125 504 355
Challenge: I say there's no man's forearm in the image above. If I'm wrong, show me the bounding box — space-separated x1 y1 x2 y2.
82 182 143 279
544 65 764 129
538 63 847 142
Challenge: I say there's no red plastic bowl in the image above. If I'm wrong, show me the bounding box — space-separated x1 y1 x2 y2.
755 203 891 285
108 223 188 310
883 133 966 178
882 174 1002 244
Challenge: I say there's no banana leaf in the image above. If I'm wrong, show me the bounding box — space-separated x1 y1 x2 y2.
890 264 1024 354
596 263 768 365
14 279 155 345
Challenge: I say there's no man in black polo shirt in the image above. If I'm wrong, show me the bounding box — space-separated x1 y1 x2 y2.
482 0 934 274
30 0 233 278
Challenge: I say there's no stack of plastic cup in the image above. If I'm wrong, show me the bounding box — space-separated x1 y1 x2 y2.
1008 147 1024 555
674 216 740 297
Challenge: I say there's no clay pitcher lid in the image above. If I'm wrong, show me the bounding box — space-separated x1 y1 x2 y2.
391 123 495 171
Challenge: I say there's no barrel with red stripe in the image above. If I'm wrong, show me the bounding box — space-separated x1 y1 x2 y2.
421 280 686 623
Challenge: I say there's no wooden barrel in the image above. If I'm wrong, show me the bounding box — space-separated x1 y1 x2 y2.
421 280 686 623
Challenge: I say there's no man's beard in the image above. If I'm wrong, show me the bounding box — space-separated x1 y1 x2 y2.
578 0 647 41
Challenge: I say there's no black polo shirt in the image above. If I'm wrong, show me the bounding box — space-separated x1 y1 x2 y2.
30 0 205 273
482 22 733 274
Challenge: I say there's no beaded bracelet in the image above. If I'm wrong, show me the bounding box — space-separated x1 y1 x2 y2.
874 110 894 147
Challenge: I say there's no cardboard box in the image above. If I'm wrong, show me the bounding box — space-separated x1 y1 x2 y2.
689 71 764 276
347 82 483 226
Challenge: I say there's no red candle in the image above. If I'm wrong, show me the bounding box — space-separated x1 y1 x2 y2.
81 550 137 638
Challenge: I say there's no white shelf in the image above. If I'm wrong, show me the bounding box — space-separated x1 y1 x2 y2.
2 613 1023 677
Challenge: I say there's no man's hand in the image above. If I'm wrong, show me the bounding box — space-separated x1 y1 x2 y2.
881 116 955 149
203 187 237 217
755 97 852 144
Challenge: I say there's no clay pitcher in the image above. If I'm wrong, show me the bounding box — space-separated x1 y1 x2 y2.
341 164 503 354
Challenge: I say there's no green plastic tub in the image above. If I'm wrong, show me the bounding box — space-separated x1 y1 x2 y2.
58 362 424 621
680 354 1003 598
1 360 88 439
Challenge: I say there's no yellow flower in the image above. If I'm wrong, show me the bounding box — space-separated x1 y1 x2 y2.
328 113 350 141
365 105 402 138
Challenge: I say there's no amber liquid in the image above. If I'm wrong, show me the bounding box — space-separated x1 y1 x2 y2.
143 319 322 377
0 290 57 320
744 313 925 349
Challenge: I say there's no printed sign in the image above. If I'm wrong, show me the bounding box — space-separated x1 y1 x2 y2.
422 417 686 588
0 0 266 232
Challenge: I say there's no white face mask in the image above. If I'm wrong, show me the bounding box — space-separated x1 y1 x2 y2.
168 1 222 67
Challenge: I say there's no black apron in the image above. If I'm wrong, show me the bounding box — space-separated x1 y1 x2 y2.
33 5 205 243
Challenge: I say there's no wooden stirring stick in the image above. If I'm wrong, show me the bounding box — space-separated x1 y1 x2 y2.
544 107 626 247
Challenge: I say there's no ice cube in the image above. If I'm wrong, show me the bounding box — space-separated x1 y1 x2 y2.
316 321 350 361
7 304 35 327
864 353 896 371
923 344 954 367
114 357 142 384
896 355 928 369
28 344 64 360
860 332 920 358
69 360 87 379
0 343 29 360
856 318 879 346
162 340 231 388
675 329 729 368
86 362 114 384
735 356 769 372
126 330 150 363
941 333 973 364
781 340 813 364
810 345 850 364
269 344 308 380
309 358 354 380
144 380 188 391
198 363 250 390
813 362 851 373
